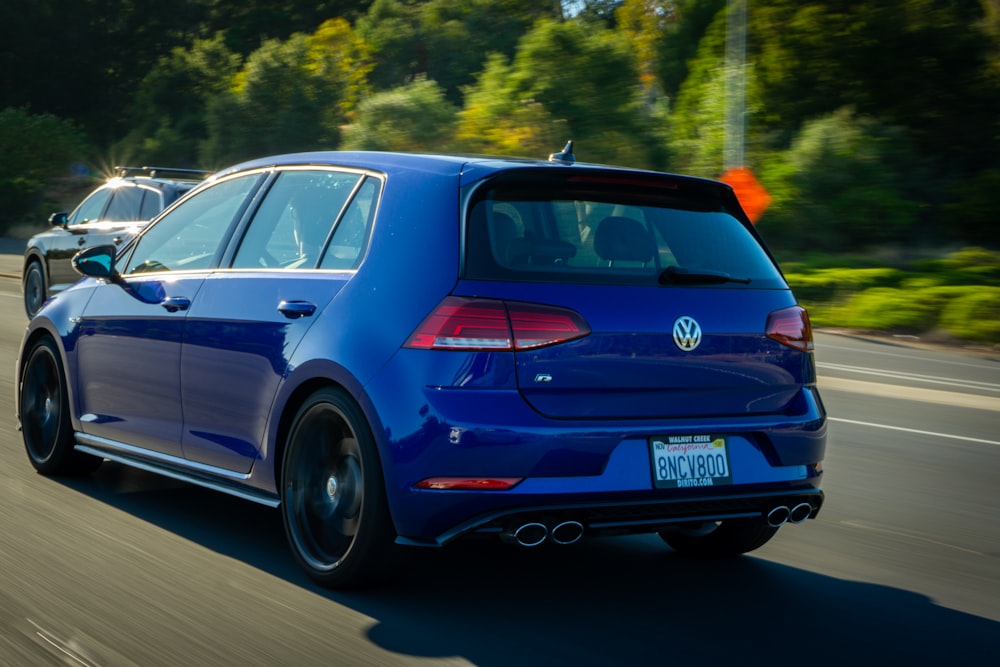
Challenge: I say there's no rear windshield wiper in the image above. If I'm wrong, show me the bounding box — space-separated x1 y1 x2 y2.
658 266 752 285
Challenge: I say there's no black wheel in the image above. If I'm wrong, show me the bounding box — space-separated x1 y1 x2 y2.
659 518 779 557
281 387 395 588
23 261 46 318
19 337 102 475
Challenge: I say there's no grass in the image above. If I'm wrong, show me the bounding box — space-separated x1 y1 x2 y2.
780 247 1000 347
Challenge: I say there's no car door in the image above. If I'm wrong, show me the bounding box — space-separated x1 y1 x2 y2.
47 183 157 292
178 169 378 472
46 186 114 292
74 173 263 458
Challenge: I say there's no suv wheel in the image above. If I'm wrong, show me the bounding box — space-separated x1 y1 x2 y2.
23 261 46 318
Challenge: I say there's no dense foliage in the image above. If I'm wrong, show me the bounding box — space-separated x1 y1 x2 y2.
2 0 998 258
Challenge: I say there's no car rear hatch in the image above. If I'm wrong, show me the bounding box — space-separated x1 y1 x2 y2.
457 167 815 420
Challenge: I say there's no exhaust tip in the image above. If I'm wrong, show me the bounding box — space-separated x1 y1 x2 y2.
501 522 548 547
766 506 790 527
550 520 584 545
789 502 813 524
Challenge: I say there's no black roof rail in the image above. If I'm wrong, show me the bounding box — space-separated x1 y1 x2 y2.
115 165 212 179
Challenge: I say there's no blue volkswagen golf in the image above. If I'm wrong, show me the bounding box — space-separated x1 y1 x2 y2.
16 148 826 588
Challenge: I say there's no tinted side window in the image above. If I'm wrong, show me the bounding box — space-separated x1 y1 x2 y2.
103 185 145 221
320 177 380 270
232 170 361 270
123 174 261 275
139 188 165 219
68 188 112 225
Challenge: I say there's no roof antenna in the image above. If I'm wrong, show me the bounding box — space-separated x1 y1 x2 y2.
548 140 575 164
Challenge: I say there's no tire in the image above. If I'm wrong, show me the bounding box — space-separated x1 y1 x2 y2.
659 518 779 557
19 336 102 475
281 387 395 588
23 261 46 318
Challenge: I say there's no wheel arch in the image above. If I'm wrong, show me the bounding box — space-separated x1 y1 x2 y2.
16 326 68 425
23 247 49 283
270 375 393 520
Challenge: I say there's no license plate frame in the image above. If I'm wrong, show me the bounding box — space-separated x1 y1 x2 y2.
649 435 733 489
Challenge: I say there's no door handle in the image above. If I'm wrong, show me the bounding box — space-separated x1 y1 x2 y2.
161 296 191 312
78 237 87 245
278 300 316 319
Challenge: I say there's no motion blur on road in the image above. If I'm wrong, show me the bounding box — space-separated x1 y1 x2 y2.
0 247 997 666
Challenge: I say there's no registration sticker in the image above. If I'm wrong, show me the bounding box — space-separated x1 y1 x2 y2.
650 435 732 489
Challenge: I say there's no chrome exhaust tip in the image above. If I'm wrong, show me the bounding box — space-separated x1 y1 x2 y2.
550 520 584 545
789 502 813 524
766 506 791 528
500 522 548 547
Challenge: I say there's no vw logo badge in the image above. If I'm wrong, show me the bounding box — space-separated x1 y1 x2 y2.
673 316 702 351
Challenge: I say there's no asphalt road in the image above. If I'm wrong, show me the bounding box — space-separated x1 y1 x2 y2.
0 263 997 666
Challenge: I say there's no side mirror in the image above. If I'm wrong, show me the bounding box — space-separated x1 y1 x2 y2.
49 211 68 227
72 244 164 305
73 244 119 280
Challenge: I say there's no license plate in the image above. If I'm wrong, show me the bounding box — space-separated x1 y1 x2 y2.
650 435 732 489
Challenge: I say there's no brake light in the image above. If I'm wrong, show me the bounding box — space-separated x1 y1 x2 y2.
766 305 814 351
404 296 590 351
568 174 679 190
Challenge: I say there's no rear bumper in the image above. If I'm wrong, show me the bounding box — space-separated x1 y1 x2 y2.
386 430 824 545
395 487 825 546
367 355 827 545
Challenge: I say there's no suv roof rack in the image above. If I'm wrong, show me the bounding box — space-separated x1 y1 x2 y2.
115 165 212 179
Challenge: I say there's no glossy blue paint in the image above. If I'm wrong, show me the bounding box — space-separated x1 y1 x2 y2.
18 151 827 559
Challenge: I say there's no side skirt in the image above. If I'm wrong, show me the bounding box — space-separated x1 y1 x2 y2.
75 433 281 508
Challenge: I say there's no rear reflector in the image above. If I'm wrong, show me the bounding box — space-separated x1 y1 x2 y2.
404 296 590 351
766 305 814 351
414 477 523 490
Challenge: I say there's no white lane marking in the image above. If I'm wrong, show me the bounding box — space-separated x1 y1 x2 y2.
829 417 1000 447
837 520 985 556
818 376 1000 412
817 362 1000 393
817 338 999 370
27 619 101 667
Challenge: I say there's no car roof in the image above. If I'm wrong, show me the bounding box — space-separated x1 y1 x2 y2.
211 151 729 192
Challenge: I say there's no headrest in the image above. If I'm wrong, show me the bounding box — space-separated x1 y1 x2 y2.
594 216 655 263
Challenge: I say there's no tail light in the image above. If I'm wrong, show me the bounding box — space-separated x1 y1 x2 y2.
766 305 814 351
404 296 590 351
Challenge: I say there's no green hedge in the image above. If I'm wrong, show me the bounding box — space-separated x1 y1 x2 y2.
787 248 1000 345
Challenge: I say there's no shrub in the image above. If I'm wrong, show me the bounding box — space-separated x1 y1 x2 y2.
0 107 87 229
939 288 1000 344
835 287 939 331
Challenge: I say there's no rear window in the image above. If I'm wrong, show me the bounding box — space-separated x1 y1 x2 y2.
465 170 786 289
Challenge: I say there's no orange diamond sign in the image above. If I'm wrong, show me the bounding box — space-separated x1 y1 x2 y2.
720 167 771 224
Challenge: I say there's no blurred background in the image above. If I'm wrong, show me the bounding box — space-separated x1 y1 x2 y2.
1 0 998 344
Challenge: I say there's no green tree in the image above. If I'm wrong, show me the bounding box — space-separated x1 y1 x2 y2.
341 76 458 151
201 0 374 54
664 8 739 176
0 0 213 142
758 108 924 252
357 0 559 102
457 18 659 167
202 20 367 166
750 1 999 174
0 108 88 228
116 34 241 166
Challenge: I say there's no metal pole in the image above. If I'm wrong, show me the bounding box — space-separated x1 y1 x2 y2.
724 0 747 170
